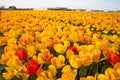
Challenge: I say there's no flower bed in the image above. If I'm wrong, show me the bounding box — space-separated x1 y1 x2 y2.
0 10 120 80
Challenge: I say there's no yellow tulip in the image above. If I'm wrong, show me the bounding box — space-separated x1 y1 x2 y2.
98 74 109 80
66 49 75 59
92 49 101 62
0 37 7 46
116 68 120 76
14 66 29 80
113 62 120 70
58 65 77 80
0 53 11 64
18 33 34 45
62 65 71 73
51 55 65 69
80 76 95 80
105 68 119 80
35 31 42 41
37 71 49 80
4 56 29 79
6 56 22 69
63 41 70 47
8 29 18 38
86 45 94 52
70 59 79 69
41 36 49 43
37 65 56 80
54 43 67 54
79 52 93 66
2 71 14 80
37 53 45 64
26 45 36 57
7 38 17 45
69 54 83 69
110 35 118 42
4 44 18 53
48 65 57 79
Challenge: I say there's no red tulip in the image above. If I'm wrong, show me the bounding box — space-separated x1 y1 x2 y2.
26 59 39 75
16 49 28 61
108 53 120 64
68 46 77 54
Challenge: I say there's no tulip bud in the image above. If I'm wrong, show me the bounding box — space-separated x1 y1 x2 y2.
16 49 28 61
108 53 120 65
68 46 77 54
26 59 39 75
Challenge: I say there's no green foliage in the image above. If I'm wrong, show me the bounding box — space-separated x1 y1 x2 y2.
75 59 113 79
28 74 37 80
0 64 7 80
0 32 4 37
12 76 23 80
42 64 49 70
47 46 58 57
0 44 7 55
57 69 62 78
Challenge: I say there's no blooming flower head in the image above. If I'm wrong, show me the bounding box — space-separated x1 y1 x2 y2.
108 52 120 65
19 33 34 45
43 52 53 64
105 68 119 80
26 59 40 75
68 46 77 54
54 43 67 54
37 65 57 80
51 55 65 69
15 49 28 61
58 65 77 80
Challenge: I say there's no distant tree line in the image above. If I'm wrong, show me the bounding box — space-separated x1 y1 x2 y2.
0 6 120 12
0 6 16 10
0 6 33 10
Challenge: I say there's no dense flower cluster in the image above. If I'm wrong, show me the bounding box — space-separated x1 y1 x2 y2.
0 10 120 80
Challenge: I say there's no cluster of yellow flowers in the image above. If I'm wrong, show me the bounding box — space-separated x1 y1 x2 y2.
0 10 120 80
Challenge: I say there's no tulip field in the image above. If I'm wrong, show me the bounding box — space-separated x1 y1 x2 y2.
0 10 120 80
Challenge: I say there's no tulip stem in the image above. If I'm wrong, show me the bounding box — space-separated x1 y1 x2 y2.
98 58 108 62
57 69 61 78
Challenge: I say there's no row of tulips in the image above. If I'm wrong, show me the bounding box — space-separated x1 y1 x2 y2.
0 10 120 80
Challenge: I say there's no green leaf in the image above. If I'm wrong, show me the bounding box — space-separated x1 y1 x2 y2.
0 32 4 37
0 44 7 58
12 76 23 80
87 62 98 76
0 64 6 71
77 41 89 45
100 51 105 58
42 64 49 70
98 59 113 74
76 23 82 26
36 50 41 57
78 66 87 78
39 30 43 33
28 74 37 80
47 46 58 57
0 64 7 74
70 42 74 46
118 48 120 53
57 69 61 78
